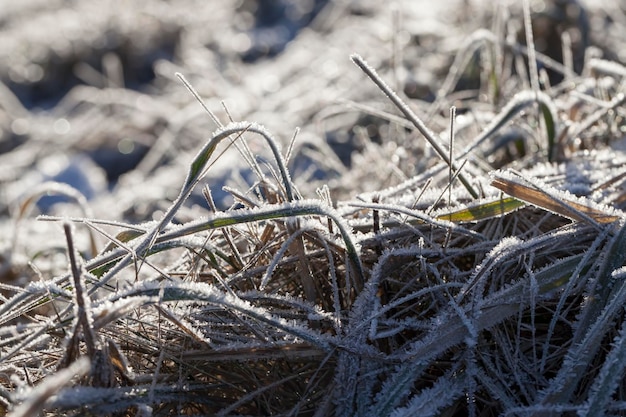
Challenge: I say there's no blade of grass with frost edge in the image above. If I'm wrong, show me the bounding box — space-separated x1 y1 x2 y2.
386 371 468 417
389 248 588 364
540 274 626 408
539 226 610 372
459 90 558 162
14 181 98 257
456 225 581 307
366 362 427 417
351 54 479 199
490 172 621 225
183 122 294 201
333 353 360 417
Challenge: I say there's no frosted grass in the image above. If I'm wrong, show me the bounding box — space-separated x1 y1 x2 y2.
3 1 626 415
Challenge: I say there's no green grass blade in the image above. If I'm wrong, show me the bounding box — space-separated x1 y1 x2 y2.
183 121 294 201
437 197 526 222
539 96 557 162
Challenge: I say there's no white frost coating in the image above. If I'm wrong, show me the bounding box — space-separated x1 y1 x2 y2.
92 295 156 328
35 385 149 409
612 266 626 279
389 373 466 417
211 121 270 142
487 236 523 257
25 280 55 294
589 58 626 78
24 280 73 299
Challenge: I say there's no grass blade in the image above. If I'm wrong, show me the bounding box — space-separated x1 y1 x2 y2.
437 197 526 222
490 171 621 225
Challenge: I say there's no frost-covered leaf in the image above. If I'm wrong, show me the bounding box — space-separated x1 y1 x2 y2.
389 371 467 417
491 170 622 224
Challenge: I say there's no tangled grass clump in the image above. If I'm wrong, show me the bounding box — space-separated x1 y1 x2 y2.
3 1 626 416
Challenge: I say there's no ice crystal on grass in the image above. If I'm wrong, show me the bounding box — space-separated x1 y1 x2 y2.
389 371 467 417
